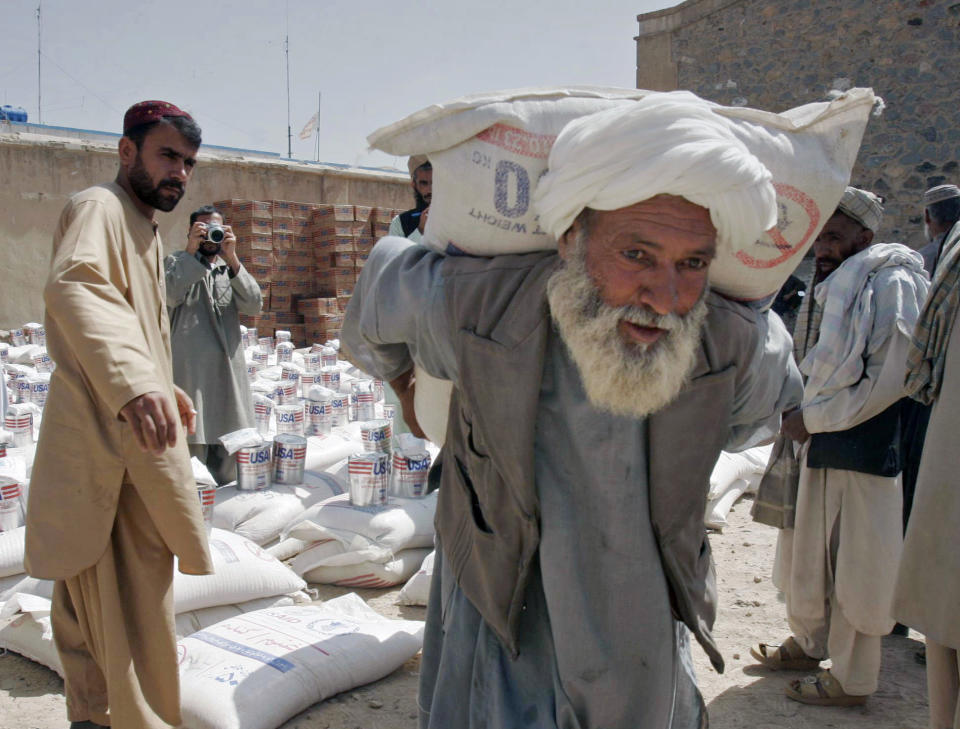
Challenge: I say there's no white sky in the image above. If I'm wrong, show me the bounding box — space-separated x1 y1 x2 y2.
3 0 674 170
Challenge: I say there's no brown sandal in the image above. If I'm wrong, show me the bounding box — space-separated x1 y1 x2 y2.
786 669 868 706
750 636 821 671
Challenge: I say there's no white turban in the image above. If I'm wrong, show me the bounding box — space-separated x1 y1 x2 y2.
533 91 777 253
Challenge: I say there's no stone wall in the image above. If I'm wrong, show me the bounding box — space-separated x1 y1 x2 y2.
0 130 411 329
636 0 960 248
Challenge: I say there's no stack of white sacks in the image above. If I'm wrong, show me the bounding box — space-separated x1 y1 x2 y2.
0 332 430 729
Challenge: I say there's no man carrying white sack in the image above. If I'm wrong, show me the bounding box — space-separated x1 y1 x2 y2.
343 92 802 729
24 101 214 729
754 188 929 706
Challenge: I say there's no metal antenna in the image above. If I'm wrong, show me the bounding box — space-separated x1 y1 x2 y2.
37 2 42 123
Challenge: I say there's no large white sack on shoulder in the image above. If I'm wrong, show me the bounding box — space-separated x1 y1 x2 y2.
368 87 648 255
704 477 751 531
0 526 25 578
397 549 435 606
173 529 306 613
212 469 346 546
174 591 313 638
177 594 424 729
0 593 62 676
283 492 438 566
706 88 877 300
299 547 432 588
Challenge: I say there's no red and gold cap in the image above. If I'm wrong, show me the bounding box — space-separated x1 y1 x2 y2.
123 100 192 134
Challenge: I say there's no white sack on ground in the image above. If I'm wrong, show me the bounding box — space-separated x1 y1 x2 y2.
705 478 753 531
283 492 437 567
0 591 314 677
265 536 311 562
0 574 51 602
296 546 432 588
174 592 313 638
0 527 25 577
173 529 306 613
213 469 347 546
0 593 62 676
708 443 773 500
398 549 435 606
177 594 424 729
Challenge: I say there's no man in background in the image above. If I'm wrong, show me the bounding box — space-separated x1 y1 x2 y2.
166 204 262 484
26 101 213 729
918 184 960 275
388 155 432 242
756 188 929 706
896 190 960 729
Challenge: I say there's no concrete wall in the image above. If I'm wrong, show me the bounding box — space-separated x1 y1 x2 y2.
636 0 960 248
0 129 411 329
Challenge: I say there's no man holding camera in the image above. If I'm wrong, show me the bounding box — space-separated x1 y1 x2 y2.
165 205 262 484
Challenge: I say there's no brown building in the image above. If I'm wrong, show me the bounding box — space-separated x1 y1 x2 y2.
636 0 960 248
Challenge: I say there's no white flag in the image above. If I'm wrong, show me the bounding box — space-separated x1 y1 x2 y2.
298 113 319 140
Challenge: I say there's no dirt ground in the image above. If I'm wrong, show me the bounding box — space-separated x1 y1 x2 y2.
0 495 929 729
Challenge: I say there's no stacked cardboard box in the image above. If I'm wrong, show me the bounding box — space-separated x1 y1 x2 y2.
297 296 344 344
219 199 396 346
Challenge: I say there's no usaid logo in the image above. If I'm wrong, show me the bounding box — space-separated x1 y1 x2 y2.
249 449 270 464
372 460 388 475
406 456 431 471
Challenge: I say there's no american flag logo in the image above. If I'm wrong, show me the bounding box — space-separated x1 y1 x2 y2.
4 415 32 429
0 482 21 500
197 487 216 506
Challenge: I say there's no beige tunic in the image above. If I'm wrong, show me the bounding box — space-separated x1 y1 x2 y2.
25 182 213 580
893 302 960 649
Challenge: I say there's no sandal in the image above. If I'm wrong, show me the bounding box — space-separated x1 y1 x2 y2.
750 636 821 671
786 669 868 706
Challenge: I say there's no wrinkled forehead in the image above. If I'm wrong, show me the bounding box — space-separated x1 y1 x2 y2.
586 195 717 247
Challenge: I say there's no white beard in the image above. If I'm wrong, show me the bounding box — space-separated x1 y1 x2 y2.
546 237 708 419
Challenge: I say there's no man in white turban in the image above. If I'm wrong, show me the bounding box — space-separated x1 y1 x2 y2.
343 92 801 729
754 187 929 707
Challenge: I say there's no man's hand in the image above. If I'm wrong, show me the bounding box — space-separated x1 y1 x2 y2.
173 384 197 435
781 409 810 443
186 221 208 256
220 224 241 273
119 391 180 455
389 368 426 439
417 206 430 235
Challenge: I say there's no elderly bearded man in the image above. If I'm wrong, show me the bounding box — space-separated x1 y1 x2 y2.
25 101 214 729
755 188 929 707
343 94 802 729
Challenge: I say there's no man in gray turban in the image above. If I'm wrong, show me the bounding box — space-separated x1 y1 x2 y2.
344 92 802 729
754 187 930 707
919 184 960 275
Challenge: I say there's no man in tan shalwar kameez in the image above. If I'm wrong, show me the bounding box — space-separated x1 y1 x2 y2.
24 101 214 729
752 188 929 706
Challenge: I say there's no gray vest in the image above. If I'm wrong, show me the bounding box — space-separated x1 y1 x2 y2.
434 251 760 672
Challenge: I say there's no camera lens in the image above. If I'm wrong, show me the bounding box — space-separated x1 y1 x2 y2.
207 224 226 244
